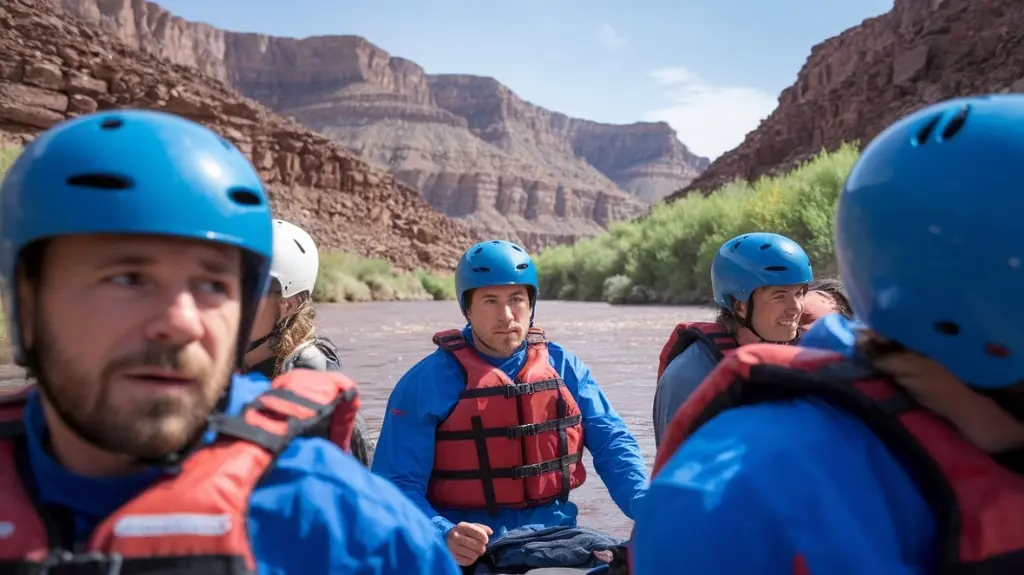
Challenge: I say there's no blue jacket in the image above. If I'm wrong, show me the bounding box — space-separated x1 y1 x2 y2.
372 325 648 539
652 342 719 447
632 314 938 574
20 374 461 575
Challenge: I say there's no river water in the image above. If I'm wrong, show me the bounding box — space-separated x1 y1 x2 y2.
0 300 716 540
328 300 715 539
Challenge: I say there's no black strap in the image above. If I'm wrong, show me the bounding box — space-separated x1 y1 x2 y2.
459 378 562 400
469 416 499 517
433 332 468 352
0 419 25 438
207 387 338 453
0 553 248 575
554 384 572 505
431 452 583 481
435 414 582 441
665 327 735 369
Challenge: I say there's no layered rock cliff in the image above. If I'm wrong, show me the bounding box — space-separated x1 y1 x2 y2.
2 0 478 271
54 0 709 249
670 0 1024 200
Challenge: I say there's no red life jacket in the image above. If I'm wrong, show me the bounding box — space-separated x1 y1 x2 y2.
427 327 586 515
654 343 1024 573
656 322 739 382
0 369 360 574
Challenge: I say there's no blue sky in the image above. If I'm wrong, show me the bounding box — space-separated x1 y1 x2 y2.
160 0 893 160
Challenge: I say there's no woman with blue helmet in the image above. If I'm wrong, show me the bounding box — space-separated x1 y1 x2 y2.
0 109 458 574
634 94 1024 574
652 232 813 446
373 239 647 572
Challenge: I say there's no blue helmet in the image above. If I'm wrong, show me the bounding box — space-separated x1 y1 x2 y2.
711 232 813 310
455 240 539 313
0 109 273 367
838 94 1024 390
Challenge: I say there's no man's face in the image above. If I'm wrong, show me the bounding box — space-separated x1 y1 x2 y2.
18 234 242 460
741 284 806 342
465 285 532 357
250 280 283 344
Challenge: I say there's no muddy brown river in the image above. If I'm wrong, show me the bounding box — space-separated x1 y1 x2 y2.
330 300 714 539
1 300 715 540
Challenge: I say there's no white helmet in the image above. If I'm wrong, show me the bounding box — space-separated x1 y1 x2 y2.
270 219 319 298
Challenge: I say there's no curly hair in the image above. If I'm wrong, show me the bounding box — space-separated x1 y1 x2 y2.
270 294 318 377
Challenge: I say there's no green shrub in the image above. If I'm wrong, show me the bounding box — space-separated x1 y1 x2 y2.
313 252 455 303
0 147 18 344
534 143 859 304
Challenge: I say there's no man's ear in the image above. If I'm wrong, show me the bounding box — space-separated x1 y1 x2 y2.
732 299 747 322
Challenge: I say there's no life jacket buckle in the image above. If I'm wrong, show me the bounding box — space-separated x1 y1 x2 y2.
38 550 123 575
504 383 534 398
506 423 538 440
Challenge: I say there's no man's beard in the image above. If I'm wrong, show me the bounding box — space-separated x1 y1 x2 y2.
32 314 234 461
475 326 525 356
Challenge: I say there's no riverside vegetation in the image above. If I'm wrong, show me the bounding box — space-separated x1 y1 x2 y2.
0 146 455 318
533 144 859 305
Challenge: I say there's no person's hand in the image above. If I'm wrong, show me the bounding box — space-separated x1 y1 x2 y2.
445 522 493 566
875 352 1024 452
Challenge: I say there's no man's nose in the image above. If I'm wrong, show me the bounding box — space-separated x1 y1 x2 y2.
144 290 204 344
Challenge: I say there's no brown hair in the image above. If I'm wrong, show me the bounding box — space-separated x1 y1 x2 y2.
809 278 853 319
270 294 317 377
715 308 743 335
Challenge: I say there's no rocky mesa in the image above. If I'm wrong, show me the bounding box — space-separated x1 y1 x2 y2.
0 0 478 271
55 0 710 250
669 0 1024 200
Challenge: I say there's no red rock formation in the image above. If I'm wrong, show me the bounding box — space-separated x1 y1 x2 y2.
669 0 1024 200
53 0 710 250
0 0 478 271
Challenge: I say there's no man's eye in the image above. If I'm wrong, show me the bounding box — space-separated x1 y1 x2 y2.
198 280 230 294
107 273 143 286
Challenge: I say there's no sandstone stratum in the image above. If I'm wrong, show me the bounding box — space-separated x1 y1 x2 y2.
55 0 710 251
670 0 1024 200
0 0 478 272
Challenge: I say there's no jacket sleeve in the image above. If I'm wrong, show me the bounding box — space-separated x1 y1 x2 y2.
370 366 456 538
632 403 936 575
349 411 376 469
651 343 719 447
569 356 649 520
249 440 462 575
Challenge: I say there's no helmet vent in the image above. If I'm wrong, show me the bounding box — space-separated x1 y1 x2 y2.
764 265 788 272
228 188 262 206
292 239 306 254
940 105 969 140
100 117 123 130
472 266 491 273
759 244 772 250
913 114 941 145
933 321 959 335
914 104 970 145
66 174 133 190
515 263 529 270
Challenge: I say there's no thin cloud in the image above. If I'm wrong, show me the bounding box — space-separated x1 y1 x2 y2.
643 66 778 160
597 23 625 52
